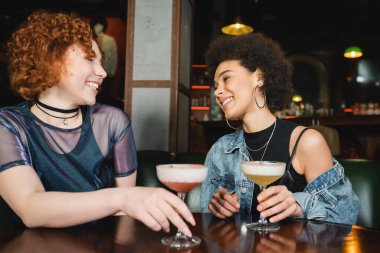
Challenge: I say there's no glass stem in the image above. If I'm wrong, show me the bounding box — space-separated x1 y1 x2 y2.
175 192 188 238
258 186 268 225
175 229 187 238
177 192 186 202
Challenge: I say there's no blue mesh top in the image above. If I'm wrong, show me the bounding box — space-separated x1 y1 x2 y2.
0 102 137 192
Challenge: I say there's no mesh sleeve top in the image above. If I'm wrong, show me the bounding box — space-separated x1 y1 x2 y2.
0 102 137 192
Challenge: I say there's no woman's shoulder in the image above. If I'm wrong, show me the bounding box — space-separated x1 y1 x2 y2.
291 125 333 178
91 103 126 114
90 103 131 124
0 103 29 121
0 102 27 112
289 125 328 156
292 126 326 146
0 103 30 138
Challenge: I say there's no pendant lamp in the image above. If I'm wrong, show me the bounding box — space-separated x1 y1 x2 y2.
344 45 363 59
221 17 254 36
292 94 303 102
344 7 363 59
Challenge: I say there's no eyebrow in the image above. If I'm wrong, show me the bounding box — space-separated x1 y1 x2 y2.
214 69 233 83
218 70 233 78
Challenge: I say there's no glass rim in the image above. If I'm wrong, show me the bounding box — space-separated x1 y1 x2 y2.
241 161 286 166
156 164 207 169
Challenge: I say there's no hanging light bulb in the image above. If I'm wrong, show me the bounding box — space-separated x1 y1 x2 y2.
292 94 303 102
221 17 253 36
344 45 363 59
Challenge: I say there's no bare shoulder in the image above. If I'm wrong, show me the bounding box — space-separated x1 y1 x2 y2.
291 127 327 148
290 126 333 182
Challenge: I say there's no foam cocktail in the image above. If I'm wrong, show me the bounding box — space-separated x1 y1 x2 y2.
156 164 208 248
241 161 286 232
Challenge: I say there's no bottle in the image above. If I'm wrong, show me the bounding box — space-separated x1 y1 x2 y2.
340 100 346 115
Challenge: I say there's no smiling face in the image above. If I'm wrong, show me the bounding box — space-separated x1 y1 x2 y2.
55 40 107 106
213 60 263 120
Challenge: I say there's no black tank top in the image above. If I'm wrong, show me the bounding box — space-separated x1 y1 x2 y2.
244 119 308 218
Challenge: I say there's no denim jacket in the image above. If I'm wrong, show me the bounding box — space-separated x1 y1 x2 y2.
200 130 360 225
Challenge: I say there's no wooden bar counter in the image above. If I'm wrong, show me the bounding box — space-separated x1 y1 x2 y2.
1 213 379 253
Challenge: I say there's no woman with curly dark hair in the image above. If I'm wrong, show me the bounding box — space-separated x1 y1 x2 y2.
0 11 195 236
200 33 359 226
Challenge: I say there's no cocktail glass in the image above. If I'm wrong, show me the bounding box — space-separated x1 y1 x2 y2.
241 161 286 232
156 164 208 248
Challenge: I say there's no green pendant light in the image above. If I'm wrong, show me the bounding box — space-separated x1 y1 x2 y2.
344 46 363 59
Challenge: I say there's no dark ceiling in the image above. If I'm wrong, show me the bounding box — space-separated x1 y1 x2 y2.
193 0 380 64
0 0 127 43
0 0 379 106
1 0 378 63
2 0 127 16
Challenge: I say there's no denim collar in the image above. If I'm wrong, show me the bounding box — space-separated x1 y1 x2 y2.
224 130 252 162
224 130 245 153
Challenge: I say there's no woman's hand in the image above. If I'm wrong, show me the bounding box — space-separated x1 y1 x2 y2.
121 187 195 237
208 188 240 218
257 185 303 223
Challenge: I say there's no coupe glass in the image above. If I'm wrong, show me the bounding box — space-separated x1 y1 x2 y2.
241 161 286 232
156 164 208 248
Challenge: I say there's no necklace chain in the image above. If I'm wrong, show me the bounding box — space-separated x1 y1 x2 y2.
245 119 277 161
35 103 79 125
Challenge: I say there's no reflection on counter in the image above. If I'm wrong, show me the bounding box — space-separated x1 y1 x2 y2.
201 214 352 253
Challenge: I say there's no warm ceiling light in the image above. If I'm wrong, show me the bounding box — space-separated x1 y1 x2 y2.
221 17 253 36
292 94 303 102
344 46 363 59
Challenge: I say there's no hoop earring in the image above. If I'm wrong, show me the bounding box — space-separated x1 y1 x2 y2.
254 86 266 109
225 118 239 130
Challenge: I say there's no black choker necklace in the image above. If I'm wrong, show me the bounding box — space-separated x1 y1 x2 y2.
36 99 79 113
35 100 79 125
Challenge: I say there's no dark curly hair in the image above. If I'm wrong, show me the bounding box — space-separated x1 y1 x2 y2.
205 33 293 112
7 10 96 101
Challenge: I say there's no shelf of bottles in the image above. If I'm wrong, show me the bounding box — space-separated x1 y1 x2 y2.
190 65 224 121
191 88 210 111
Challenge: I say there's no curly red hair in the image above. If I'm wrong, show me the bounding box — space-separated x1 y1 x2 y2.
7 10 95 101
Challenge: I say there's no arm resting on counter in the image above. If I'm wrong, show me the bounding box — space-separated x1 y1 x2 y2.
293 160 360 225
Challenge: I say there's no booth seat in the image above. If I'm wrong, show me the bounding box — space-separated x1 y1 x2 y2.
339 158 380 230
136 150 175 189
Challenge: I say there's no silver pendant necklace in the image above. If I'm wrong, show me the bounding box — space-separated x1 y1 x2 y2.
245 119 277 161
35 103 79 125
